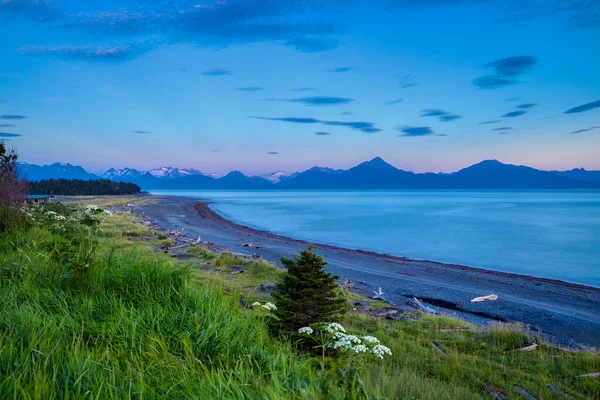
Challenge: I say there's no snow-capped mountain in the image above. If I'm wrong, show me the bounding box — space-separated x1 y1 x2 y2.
256 171 297 183
147 167 203 179
101 167 204 180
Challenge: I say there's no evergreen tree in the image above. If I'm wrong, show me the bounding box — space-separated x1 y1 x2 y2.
272 246 347 333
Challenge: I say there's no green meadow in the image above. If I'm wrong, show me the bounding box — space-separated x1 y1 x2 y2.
0 197 598 399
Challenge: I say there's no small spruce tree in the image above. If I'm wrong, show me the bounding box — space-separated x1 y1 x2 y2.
272 245 347 333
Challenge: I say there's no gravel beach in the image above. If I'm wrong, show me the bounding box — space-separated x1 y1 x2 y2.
139 195 600 348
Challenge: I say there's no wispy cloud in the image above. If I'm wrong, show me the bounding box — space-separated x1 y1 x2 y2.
397 126 436 137
0 115 27 120
266 151 279 155
251 116 381 133
492 127 513 134
237 87 262 92
0 0 61 22
132 130 150 134
517 103 538 109
505 97 521 102
18 44 137 61
0 132 22 138
202 68 232 76
398 75 417 88
485 56 537 76
502 110 527 118
340 111 354 115
327 67 354 73
420 108 462 121
384 98 403 106
314 131 332 136
285 36 337 52
480 120 501 124
290 87 317 92
472 75 519 89
564 100 600 114
473 56 537 89
570 126 600 134
0 124 16 128
285 96 354 106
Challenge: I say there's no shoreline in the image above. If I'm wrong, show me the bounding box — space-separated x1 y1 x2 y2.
139 195 600 347
203 201 598 292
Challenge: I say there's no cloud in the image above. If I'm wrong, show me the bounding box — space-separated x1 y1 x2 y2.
473 56 536 89
266 151 279 155
314 131 332 136
132 130 150 134
485 56 537 76
502 110 527 118
505 97 521 102
493 127 513 134
285 36 337 52
397 126 435 137
564 100 600 114
472 75 519 89
384 98 403 105
340 111 354 115
0 0 61 22
0 124 16 128
0 115 27 120
290 87 317 92
420 108 462 122
0 132 22 138
480 120 501 124
517 103 538 109
54 1 341 58
327 67 354 73
285 96 354 106
570 126 600 134
18 44 138 61
251 116 381 133
237 87 262 92
202 68 232 76
498 1 600 29
398 75 417 88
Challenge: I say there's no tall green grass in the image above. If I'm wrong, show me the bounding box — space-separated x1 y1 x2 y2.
0 228 328 399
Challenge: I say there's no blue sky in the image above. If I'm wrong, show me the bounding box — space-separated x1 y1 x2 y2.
1 0 599 174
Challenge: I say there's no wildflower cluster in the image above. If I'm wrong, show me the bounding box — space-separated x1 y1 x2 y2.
81 204 112 229
252 301 277 311
298 322 392 359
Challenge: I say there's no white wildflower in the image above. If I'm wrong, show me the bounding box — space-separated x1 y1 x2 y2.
45 211 57 217
370 344 392 359
252 302 261 307
85 205 99 213
103 209 113 216
362 336 380 344
329 333 361 350
53 215 66 221
352 344 368 353
298 327 314 335
261 302 277 311
324 323 346 334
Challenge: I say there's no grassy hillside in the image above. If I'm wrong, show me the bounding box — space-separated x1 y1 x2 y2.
0 197 598 399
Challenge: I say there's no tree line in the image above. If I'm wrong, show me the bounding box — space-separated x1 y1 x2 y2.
29 179 142 196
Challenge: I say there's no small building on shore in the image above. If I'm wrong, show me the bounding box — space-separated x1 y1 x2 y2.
26 194 55 206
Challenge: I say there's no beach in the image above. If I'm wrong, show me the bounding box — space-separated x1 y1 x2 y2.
139 195 600 347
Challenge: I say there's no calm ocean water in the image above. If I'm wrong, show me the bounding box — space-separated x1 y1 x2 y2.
151 190 600 286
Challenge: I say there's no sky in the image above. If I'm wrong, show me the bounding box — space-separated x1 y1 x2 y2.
1 0 599 175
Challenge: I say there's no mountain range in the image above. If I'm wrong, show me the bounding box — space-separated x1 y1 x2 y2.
18 158 600 190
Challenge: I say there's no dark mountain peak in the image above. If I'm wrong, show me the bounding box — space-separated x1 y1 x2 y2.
223 170 246 178
354 157 396 170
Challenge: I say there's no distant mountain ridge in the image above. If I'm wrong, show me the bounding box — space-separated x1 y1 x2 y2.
18 159 600 190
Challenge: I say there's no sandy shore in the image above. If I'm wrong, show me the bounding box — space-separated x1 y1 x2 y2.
139 195 600 347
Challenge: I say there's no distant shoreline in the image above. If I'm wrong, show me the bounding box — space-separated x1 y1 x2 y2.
138 195 600 347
